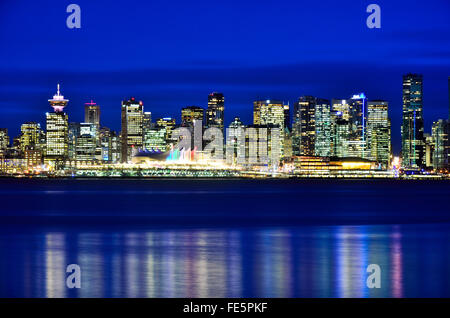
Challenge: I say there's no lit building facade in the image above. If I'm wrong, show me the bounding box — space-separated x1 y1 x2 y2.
402 73 425 168
121 97 144 162
432 119 450 170
19 122 44 153
206 92 224 131
0 128 9 154
367 100 391 168
181 106 204 127
315 98 332 157
347 93 368 159
46 84 69 160
84 101 100 126
293 96 316 156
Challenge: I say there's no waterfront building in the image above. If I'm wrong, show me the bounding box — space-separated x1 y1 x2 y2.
402 73 425 168
367 100 391 168
46 84 69 164
284 103 291 132
432 119 450 170
206 92 224 131
121 97 144 162
24 148 42 170
143 112 152 130
18 122 44 153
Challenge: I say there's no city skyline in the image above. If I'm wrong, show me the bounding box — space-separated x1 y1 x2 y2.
2 1 450 154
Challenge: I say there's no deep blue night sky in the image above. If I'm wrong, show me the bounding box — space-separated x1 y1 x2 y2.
1 0 450 154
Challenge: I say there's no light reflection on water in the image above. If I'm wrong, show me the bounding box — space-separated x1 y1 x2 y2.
1 224 450 298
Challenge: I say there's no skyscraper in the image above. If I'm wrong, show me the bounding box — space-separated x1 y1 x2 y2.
432 119 450 170
293 96 316 156
46 84 69 161
315 98 332 157
181 106 204 127
121 97 144 162
206 92 224 131
84 101 100 126
76 123 98 161
367 100 391 168
19 122 44 153
401 73 425 168
0 129 9 153
347 93 368 159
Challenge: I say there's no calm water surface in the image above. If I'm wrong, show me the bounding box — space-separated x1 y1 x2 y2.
0 179 449 297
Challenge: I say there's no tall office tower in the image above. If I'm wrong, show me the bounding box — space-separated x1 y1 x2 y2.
143 127 167 152
367 100 391 168
293 96 316 156
76 123 98 161
206 92 225 131
99 127 111 161
432 119 450 170
347 93 368 159
19 122 44 153
143 112 152 130
156 117 176 142
0 128 9 153
283 103 291 132
84 101 100 126
314 98 332 157
424 133 434 168
181 106 204 127
257 100 285 129
46 84 69 160
226 117 245 165
332 99 351 120
334 118 350 158
402 73 425 168
121 97 144 162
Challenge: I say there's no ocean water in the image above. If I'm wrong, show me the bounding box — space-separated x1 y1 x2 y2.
0 178 449 298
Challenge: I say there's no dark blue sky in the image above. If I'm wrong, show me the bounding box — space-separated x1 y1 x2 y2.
1 0 450 153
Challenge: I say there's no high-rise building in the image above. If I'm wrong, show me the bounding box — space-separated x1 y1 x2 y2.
432 119 450 170
293 96 316 156
226 117 245 165
84 101 100 126
424 133 434 169
206 92 224 131
181 106 204 127
143 127 167 152
315 98 332 157
402 73 425 168
75 123 98 161
143 112 152 130
0 128 9 153
367 100 391 168
156 117 176 143
121 97 144 162
333 118 350 158
347 93 368 159
283 103 290 132
46 84 69 160
19 122 44 153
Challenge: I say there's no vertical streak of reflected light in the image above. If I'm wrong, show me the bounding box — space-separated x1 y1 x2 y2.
45 233 66 298
391 227 403 298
